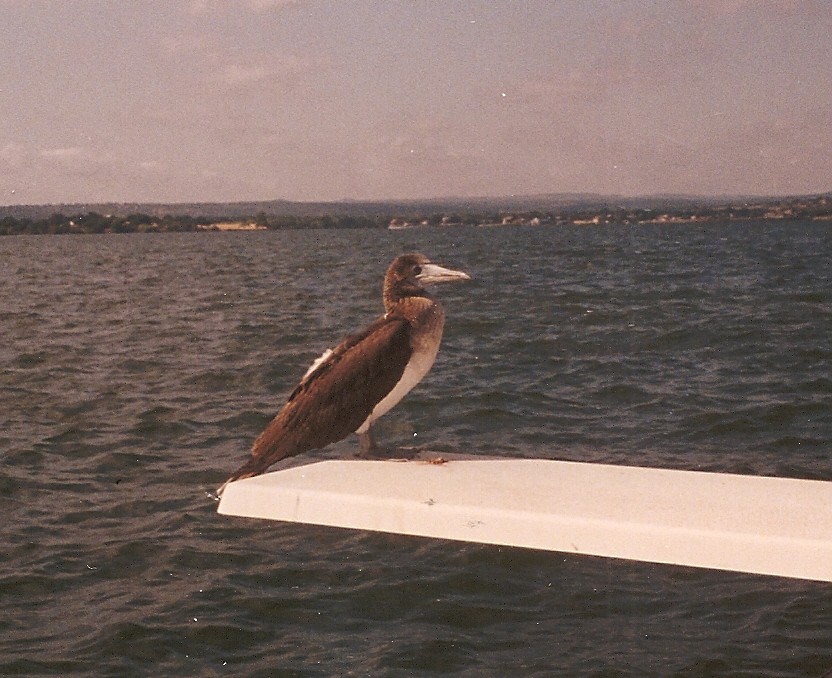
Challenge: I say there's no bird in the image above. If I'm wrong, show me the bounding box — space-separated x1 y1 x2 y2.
219 252 470 492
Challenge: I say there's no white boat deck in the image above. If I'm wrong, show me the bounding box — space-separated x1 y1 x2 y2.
217 455 832 582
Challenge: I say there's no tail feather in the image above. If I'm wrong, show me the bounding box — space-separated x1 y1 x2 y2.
218 392 337 496
217 456 270 496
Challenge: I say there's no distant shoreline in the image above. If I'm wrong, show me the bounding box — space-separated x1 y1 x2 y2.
1 193 829 236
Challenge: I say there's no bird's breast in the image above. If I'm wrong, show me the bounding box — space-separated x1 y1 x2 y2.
356 299 445 433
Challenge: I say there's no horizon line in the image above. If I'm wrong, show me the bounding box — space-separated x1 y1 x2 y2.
3 189 832 210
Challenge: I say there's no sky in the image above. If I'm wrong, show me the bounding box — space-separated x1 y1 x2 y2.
1 0 830 205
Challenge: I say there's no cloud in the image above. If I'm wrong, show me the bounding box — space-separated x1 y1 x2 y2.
0 142 29 168
159 32 210 58
1 136 250 204
156 23 321 96
218 63 274 87
211 53 313 90
512 61 634 112
246 0 297 9
38 146 116 174
138 160 163 172
691 0 828 19
186 0 296 16
40 146 86 160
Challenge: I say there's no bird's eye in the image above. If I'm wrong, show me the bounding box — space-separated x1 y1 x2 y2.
413 265 422 275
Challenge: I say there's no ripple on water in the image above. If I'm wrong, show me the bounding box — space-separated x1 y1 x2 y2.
1 227 831 676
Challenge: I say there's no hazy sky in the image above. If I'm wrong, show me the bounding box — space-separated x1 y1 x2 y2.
1 0 830 205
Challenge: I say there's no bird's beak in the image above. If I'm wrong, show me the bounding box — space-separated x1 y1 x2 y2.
416 263 471 285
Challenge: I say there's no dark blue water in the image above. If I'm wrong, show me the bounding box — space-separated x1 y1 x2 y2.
2 222 831 676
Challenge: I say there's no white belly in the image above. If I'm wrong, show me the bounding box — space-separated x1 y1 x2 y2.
355 340 439 434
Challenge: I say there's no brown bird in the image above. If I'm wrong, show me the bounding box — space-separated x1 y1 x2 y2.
219 253 470 493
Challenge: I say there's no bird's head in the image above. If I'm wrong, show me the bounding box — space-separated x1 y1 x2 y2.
383 253 470 309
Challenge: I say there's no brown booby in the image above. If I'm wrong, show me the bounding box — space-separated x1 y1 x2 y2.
220 253 469 491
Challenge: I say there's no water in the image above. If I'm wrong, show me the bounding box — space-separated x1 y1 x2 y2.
2 222 831 676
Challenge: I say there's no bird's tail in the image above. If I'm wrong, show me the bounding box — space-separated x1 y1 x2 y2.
216 456 268 496
217 423 312 496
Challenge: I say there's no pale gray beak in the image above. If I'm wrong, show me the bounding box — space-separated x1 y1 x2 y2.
416 262 471 285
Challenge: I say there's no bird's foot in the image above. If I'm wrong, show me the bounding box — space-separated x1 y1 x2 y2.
356 430 402 458
356 432 430 461
353 448 415 462
395 446 449 464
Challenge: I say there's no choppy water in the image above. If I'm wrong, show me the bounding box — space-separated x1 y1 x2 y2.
2 222 831 676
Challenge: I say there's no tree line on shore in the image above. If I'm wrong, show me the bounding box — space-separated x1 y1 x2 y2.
1 194 829 235
0 212 389 235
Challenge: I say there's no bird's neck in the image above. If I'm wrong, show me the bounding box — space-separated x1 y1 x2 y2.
386 294 443 328
383 282 429 313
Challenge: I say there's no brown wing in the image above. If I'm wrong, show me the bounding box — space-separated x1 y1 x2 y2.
225 314 413 482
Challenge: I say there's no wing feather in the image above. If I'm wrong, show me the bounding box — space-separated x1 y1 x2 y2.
225 314 412 482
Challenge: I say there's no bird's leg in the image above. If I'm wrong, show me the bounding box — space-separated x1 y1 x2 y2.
358 428 378 457
356 427 415 462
